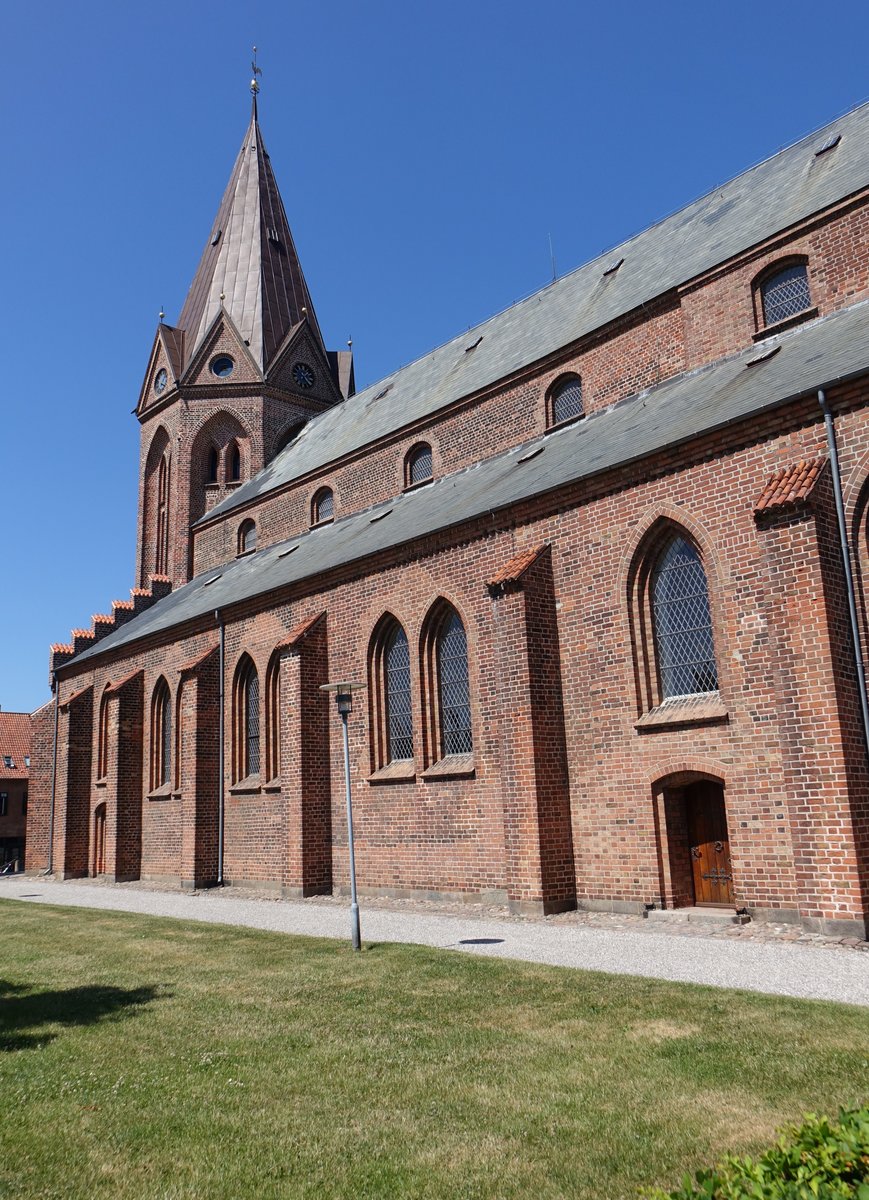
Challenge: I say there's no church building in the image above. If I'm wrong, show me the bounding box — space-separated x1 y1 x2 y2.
27 92 869 937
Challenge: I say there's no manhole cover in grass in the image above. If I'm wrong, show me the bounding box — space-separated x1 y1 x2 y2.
458 938 504 945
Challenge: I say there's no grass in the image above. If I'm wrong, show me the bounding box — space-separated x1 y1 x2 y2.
0 900 867 1200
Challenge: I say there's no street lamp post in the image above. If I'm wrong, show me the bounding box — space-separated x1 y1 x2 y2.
320 680 366 950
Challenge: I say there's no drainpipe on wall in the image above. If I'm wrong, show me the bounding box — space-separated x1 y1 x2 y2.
45 672 60 875
818 388 869 763
216 609 225 886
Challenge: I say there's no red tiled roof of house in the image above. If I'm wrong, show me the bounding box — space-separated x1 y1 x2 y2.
755 458 827 512
0 712 32 779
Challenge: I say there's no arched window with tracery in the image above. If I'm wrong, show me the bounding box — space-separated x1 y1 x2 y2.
421 602 473 763
369 617 414 770
312 487 334 525
405 443 433 488
547 374 584 427
233 656 260 782
755 260 812 330
150 677 171 791
650 534 718 700
155 453 170 576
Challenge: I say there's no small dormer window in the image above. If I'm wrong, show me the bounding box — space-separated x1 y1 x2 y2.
3 756 12 770
756 261 812 330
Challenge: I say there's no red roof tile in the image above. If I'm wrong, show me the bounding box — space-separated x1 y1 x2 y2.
0 713 31 779
486 544 548 588
276 611 326 651
755 458 827 513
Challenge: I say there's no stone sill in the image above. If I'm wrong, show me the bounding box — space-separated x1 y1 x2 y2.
752 306 818 341
262 779 281 793
229 775 261 796
147 783 174 801
635 693 729 732
95 778 107 789
367 760 416 785
421 754 475 781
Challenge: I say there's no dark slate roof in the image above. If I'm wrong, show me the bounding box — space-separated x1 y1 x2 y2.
201 102 869 525
176 103 326 373
71 298 869 668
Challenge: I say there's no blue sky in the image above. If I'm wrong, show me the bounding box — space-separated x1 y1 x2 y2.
3 0 868 713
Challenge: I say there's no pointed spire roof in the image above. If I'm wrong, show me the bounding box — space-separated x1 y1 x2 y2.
177 101 326 374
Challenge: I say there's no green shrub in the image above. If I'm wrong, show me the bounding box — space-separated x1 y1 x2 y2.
648 1107 869 1198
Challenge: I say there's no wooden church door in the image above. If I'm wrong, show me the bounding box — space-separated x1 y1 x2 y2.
685 781 733 906
93 804 106 876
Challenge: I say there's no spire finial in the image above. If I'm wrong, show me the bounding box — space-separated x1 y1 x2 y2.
250 45 262 115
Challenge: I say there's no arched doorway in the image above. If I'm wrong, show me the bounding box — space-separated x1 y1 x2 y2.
93 803 106 876
656 775 734 908
684 780 734 906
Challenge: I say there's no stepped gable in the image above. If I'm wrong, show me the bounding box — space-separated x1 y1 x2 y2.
49 576 172 680
63 297 869 670
176 97 326 375
199 101 869 527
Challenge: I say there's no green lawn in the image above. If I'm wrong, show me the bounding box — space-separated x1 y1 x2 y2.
0 901 866 1200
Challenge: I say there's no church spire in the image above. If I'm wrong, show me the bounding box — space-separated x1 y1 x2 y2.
176 74 326 374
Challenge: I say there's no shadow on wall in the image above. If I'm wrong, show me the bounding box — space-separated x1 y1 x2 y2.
0 979 168 1052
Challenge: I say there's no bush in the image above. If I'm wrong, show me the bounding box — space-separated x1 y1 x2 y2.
648 1107 869 1198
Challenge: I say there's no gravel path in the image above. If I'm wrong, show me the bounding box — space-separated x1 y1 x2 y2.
2 876 867 1007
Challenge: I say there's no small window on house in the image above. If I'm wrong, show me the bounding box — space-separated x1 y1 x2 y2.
2 757 12 770
228 442 241 483
238 519 257 554
207 447 220 484
21 792 27 815
312 487 334 525
758 262 812 329
24 756 30 769
548 374 584 427
405 443 433 488
0 794 7 817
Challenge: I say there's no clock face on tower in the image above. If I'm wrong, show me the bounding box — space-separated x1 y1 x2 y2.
154 368 168 395
292 362 315 389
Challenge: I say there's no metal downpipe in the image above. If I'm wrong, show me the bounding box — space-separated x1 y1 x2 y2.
46 672 59 874
216 610 225 885
818 388 869 762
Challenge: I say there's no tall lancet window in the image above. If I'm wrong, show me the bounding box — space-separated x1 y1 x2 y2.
155 454 170 576
651 535 718 699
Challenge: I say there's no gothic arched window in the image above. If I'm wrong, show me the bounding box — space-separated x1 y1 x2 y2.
150 677 171 790
97 688 110 781
651 535 718 699
155 453 170 576
228 442 241 483
233 656 260 782
369 617 414 770
207 447 220 484
422 603 473 761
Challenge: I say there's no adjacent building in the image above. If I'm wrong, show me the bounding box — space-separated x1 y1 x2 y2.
0 712 31 870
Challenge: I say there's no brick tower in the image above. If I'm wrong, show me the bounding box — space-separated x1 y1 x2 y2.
134 86 353 589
